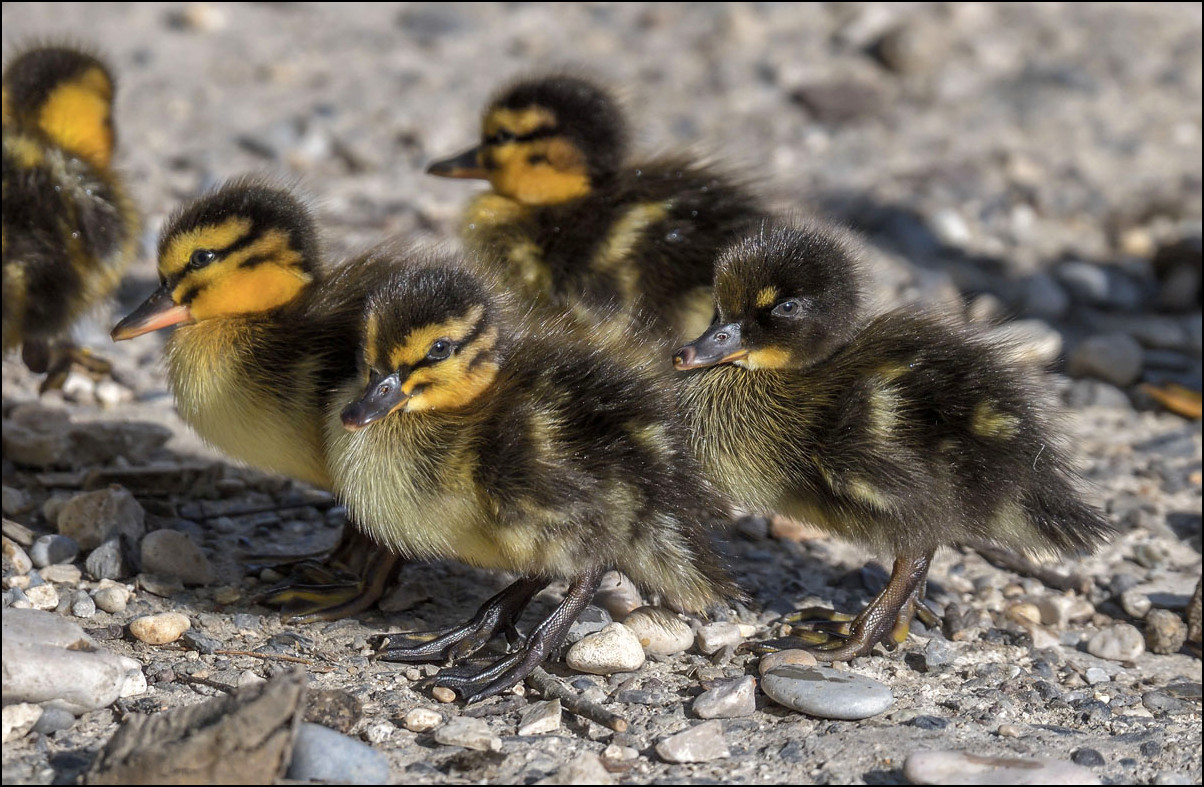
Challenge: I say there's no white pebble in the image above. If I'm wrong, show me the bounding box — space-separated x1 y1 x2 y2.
904 750 1100 785
623 606 694 655
25 584 60 610
93 586 129 613
517 699 561 735
655 720 730 763
129 612 191 645
693 675 757 719
565 622 646 675
2 703 43 743
403 707 442 732
696 621 744 655
1086 623 1145 662
592 571 643 620
434 716 501 751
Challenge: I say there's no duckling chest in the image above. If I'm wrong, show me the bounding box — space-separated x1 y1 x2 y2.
166 327 330 488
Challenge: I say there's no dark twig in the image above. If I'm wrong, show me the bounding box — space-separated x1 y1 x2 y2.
975 546 1091 594
525 667 628 733
214 649 314 665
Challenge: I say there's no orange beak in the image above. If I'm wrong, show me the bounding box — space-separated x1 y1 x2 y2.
111 285 193 341
426 146 488 180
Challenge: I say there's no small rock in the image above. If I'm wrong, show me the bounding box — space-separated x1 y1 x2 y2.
904 750 1100 785
623 606 694 655
2 703 43 743
26 583 60 610
565 622 645 675
433 716 501 751
1144 609 1187 655
31 705 75 735
85 537 137 581
2 536 32 575
30 534 79 567
40 563 82 585
140 529 215 585
761 665 893 719
2 486 31 516
655 720 730 763
696 621 744 655
1056 261 1111 304
928 208 973 247
693 675 756 719
1006 602 1042 626
431 686 456 704
1068 334 1144 387
56 486 145 551
539 752 614 786
93 586 129 613
171 2 228 32
137 572 184 597
566 605 613 644
1021 273 1071 320
593 571 643 620
1037 595 1092 628
1120 588 1152 619
129 612 191 645
1084 668 1111 685
402 707 442 732
601 744 639 762
362 721 395 745
286 722 390 785
1086 623 1145 662
71 589 96 618
791 81 883 126
758 649 818 676
237 670 266 689
1072 748 1106 767
997 724 1023 738
517 699 561 735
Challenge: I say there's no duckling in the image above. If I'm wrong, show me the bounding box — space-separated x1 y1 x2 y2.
428 73 764 342
111 178 397 619
3 44 139 389
673 222 1115 660
327 257 739 703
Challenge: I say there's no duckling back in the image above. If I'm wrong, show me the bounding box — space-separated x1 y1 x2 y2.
2 46 138 353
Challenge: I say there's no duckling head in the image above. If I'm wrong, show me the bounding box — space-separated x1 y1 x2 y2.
427 74 628 206
111 178 318 340
341 263 506 428
2 45 116 170
673 223 862 372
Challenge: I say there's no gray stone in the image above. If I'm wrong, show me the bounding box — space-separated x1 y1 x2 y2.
904 749 1101 785
92 586 129 614
140 529 215 585
56 486 145 552
693 675 756 719
761 665 893 719
696 621 744 655
31 705 75 736
85 537 137 581
623 606 694 655
1022 273 1071 320
71 589 96 618
565 605 612 644
1144 609 1187 655
433 716 501 751
1084 667 1111 685
2 486 31 517
137 573 185 598
1120 588 1152 619
565 622 645 675
537 752 614 785
2 536 32 575
286 723 390 785
1086 623 1145 661
517 699 561 736
592 571 643 620
655 720 730 763
1057 261 1111 305
29 534 80 567
1068 334 1144 387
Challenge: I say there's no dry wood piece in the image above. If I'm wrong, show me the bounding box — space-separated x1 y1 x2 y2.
88 668 307 785
525 667 628 733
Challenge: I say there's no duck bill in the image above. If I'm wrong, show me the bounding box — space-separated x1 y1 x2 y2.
341 373 409 431
673 323 748 370
111 286 193 341
426 146 488 179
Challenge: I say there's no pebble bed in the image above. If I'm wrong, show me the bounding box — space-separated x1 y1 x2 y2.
2 3 1201 785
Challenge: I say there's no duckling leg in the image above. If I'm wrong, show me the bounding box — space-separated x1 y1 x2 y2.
256 529 401 623
759 552 934 660
24 340 113 394
373 576 546 664
432 566 605 704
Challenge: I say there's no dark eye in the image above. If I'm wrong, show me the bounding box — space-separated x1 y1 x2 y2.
188 249 217 270
773 299 804 318
527 153 548 165
488 129 515 145
427 339 453 361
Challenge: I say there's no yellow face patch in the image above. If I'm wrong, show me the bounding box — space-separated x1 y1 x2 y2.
388 305 486 369
487 137 590 205
37 67 114 169
971 400 1020 440
182 263 312 321
755 286 779 309
744 346 793 370
160 217 254 278
401 325 500 412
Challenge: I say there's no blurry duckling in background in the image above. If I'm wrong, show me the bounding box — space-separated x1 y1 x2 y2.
673 222 1115 660
111 178 398 619
329 258 740 703
3 44 139 390
428 73 765 343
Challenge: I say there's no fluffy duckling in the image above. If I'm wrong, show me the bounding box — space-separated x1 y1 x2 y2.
3 45 139 389
328 258 739 703
428 74 764 342
673 222 1114 660
111 178 397 619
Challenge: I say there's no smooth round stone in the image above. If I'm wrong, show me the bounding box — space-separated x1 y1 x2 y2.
56 486 145 551
1086 623 1145 662
758 649 818 676
1068 333 1144 387
592 571 643 620
129 612 191 645
2 537 33 575
40 563 82 585
25 584 59 610
140 529 215 586
761 665 893 719
904 749 1100 785
93 586 129 614
623 606 694 655
286 722 390 785
433 716 501 751
696 621 745 655
402 707 442 732
566 622 645 675
1120 588 1152 619
30 534 79 567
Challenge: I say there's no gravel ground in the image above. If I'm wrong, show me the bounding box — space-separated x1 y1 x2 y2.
2 3 1201 785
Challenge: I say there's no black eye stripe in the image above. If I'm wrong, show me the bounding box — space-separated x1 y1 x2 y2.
487 126 557 145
